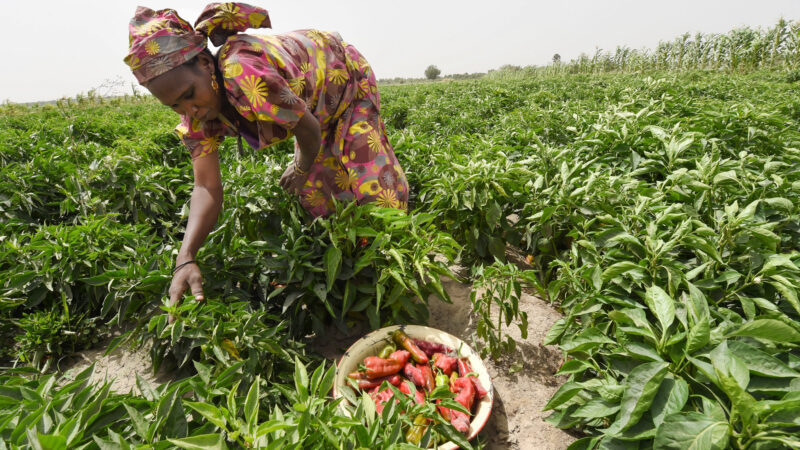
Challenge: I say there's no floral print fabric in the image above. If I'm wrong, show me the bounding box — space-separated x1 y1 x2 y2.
176 29 409 216
124 3 271 84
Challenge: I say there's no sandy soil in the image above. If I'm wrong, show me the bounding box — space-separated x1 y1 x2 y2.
60 263 577 449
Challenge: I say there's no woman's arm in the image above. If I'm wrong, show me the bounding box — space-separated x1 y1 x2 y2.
280 106 320 195
168 151 223 321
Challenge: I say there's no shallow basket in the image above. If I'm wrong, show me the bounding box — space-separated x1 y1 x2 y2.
333 325 493 450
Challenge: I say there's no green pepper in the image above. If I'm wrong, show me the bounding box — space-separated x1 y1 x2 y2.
377 342 396 359
405 414 429 444
436 373 450 387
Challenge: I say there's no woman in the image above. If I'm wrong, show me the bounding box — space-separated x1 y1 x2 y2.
124 3 409 321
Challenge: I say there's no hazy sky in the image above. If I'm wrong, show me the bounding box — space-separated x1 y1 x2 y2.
3 0 800 103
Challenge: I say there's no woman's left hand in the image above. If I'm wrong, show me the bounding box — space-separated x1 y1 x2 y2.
279 162 310 195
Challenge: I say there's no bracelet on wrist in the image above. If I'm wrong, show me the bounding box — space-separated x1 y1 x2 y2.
173 260 197 274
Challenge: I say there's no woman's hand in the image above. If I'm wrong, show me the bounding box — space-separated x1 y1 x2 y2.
168 262 204 323
279 162 310 195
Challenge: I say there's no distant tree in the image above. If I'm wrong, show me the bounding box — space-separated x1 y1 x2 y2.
553 53 561 63
424 65 441 80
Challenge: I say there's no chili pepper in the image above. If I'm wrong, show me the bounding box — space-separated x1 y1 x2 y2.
403 362 426 388
418 363 435 393
450 409 470 434
453 377 476 413
347 371 367 380
357 374 402 390
392 330 429 364
364 356 404 379
358 237 369 247
370 387 395 414
436 399 453 422
377 343 396 359
398 380 426 404
405 414 429 445
433 352 458 375
525 254 534 265
387 349 411 366
471 377 489 399
435 373 450 387
411 338 454 357
457 358 473 377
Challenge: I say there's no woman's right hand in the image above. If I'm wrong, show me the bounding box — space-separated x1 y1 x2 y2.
168 262 204 323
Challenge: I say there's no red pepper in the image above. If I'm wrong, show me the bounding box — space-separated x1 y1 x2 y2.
387 349 411 366
364 356 404 379
398 380 426 404
357 374 402 391
347 371 367 380
418 363 436 393
453 377 476 413
436 399 452 421
450 409 470 433
403 362 426 387
412 338 454 357
433 353 458 375
393 330 429 364
457 358 474 377
370 387 395 414
472 377 489 399
449 377 477 434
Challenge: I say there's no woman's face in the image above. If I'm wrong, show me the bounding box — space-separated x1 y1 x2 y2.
146 53 223 123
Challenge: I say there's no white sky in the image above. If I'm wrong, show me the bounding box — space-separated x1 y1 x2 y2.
2 0 800 103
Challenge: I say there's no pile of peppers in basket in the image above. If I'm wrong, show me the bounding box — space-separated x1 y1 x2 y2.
347 330 488 443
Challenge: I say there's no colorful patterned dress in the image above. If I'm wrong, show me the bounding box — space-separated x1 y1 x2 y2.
175 29 409 217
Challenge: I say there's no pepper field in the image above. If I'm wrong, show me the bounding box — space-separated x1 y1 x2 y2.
2 25 800 449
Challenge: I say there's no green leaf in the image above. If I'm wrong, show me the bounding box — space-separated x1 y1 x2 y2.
560 327 615 353
245 376 260 433
573 397 621 419
686 314 710 354
727 319 800 343
728 341 799 378
185 402 226 430
645 285 675 333
324 245 342 293
294 356 309 401
543 382 584 410
650 376 688 428
653 412 729 450
167 433 228 450
605 361 669 434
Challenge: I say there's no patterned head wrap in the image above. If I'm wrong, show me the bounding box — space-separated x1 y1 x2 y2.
124 3 271 84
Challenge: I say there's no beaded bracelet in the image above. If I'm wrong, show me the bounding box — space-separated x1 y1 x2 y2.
173 260 197 274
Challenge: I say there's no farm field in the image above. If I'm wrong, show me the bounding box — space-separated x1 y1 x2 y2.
2 66 800 449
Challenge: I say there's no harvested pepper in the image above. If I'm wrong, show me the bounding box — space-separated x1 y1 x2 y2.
433 352 458 375
370 387 395 414
412 338 454 357
387 349 411 366
398 380 426 405
453 377 476 413
435 373 450 387
450 377 477 434
364 356 404 379
405 414 429 445
347 371 367 380
418 363 436 393
457 358 473 377
403 362 426 387
357 374 402 390
392 330 429 364
377 343 396 359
